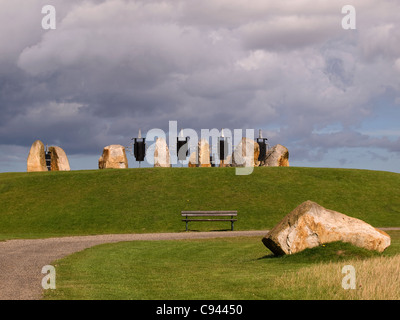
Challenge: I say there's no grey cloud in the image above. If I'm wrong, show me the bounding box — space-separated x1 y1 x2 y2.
239 15 340 51
1 0 400 172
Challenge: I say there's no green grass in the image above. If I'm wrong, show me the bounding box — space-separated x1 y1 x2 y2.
1 167 399 239
44 231 400 300
3 166 397 300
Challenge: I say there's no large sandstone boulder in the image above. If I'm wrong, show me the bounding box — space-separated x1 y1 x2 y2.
154 138 171 167
262 200 391 255
48 146 70 171
232 137 260 167
261 144 289 167
99 145 128 169
27 140 48 172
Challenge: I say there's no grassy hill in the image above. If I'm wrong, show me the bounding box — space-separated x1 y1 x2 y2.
0 167 399 239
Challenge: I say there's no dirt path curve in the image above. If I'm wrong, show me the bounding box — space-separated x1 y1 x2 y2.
0 230 268 300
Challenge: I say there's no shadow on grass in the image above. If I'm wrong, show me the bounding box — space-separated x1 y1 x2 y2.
256 241 382 264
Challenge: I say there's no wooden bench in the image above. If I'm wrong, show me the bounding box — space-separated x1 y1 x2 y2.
181 211 238 231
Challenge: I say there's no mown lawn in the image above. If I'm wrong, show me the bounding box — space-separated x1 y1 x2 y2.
3 166 397 300
44 231 400 300
1 167 399 240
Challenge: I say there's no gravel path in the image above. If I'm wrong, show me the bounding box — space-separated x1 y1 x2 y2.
0 230 268 300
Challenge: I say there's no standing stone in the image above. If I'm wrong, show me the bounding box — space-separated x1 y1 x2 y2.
188 151 197 167
198 139 211 167
222 155 232 167
232 137 260 167
99 145 128 169
48 146 71 171
154 138 171 167
27 140 47 172
188 140 212 167
219 159 229 167
262 200 391 255
261 144 289 167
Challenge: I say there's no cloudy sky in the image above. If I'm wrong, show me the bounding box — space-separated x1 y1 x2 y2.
1 0 400 172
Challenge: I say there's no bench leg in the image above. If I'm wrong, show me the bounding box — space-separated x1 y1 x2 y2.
231 220 234 231
186 221 188 232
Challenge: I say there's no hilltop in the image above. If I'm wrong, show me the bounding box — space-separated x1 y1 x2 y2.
0 167 399 239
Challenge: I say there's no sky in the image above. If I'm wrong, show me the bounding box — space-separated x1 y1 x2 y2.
1 0 400 173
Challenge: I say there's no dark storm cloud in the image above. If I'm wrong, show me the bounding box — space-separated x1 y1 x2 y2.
1 0 400 172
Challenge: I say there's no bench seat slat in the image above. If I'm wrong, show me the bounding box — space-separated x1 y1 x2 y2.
182 219 238 222
181 211 236 214
182 213 237 217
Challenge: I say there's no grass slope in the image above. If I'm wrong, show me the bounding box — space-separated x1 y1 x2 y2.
0 167 399 239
